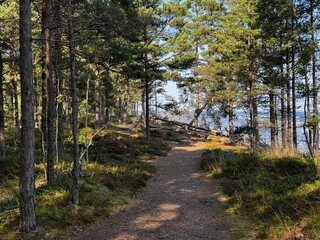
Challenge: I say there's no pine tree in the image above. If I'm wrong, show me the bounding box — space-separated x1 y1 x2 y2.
19 0 36 232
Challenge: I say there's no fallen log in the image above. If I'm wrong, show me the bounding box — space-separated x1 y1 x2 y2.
150 117 227 137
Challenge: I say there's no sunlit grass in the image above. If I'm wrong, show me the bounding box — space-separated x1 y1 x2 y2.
0 124 171 240
202 140 320 239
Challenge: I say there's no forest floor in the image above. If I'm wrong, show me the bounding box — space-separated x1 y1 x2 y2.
71 139 234 240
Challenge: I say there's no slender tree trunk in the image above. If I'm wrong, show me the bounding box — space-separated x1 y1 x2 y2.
144 51 150 143
0 49 5 160
292 46 297 148
141 87 145 122
154 80 158 117
280 63 287 147
270 91 276 148
118 94 122 124
43 0 55 185
9 49 20 131
248 34 258 151
53 0 64 158
41 54 47 158
41 0 48 176
94 72 101 129
304 74 313 158
68 0 80 205
19 0 36 232
194 42 200 127
311 0 318 158
229 102 234 143
123 84 128 124
291 10 297 148
306 73 313 155
286 50 292 148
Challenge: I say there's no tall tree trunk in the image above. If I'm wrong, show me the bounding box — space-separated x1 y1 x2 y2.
311 0 318 158
292 46 297 148
286 50 292 148
141 87 145 122
270 91 276 148
68 0 80 205
43 0 55 185
291 8 297 148
123 84 128 124
154 80 158 118
94 72 101 129
248 34 258 152
41 66 47 158
280 63 287 147
9 49 19 131
194 42 200 127
0 48 5 160
19 0 36 232
144 51 150 143
53 0 64 158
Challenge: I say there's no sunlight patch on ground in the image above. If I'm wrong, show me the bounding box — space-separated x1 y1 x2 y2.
132 203 180 230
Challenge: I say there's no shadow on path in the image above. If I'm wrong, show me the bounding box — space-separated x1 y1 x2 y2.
74 141 234 240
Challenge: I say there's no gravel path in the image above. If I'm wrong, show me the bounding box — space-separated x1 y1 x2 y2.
75 140 234 240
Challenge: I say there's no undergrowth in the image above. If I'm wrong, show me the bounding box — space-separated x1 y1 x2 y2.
202 142 320 239
0 124 171 240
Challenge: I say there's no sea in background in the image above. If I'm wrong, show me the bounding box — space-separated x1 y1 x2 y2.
159 81 312 152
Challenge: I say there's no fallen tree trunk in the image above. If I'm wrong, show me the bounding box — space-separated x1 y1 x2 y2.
151 117 227 137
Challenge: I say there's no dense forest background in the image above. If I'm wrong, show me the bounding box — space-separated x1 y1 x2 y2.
0 0 320 236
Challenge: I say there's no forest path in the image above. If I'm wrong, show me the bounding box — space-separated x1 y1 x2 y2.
74 140 234 240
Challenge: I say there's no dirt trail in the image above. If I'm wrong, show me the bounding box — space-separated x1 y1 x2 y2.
74 140 234 240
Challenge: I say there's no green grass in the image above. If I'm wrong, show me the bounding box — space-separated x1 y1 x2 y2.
0 124 171 240
201 145 320 239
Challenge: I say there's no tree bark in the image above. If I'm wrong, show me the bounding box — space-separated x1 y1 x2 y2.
19 0 36 232
68 0 80 205
53 0 64 158
280 63 287 147
311 0 318 158
0 48 5 160
43 0 55 185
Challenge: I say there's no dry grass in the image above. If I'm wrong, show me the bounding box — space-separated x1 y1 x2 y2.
202 138 320 239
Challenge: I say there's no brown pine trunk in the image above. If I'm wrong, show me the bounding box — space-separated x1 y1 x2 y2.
0 49 5 160
19 0 36 232
68 0 80 205
53 0 64 158
43 0 55 185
